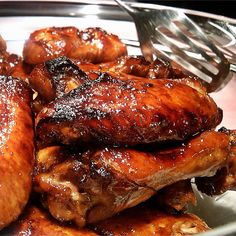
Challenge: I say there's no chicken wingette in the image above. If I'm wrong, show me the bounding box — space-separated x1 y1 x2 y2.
92 201 210 236
0 35 31 81
23 27 127 65
5 203 209 236
0 76 34 229
195 128 236 195
36 73 222 147
29 56 187 105
34 130 230 227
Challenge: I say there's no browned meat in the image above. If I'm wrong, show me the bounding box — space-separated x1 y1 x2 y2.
154 180 196 212
36 73 221 147
34 130 229 227
5 205 97 236
0 76 34 230
23 27 127 65
0 52 20 75
28 56 204 117
4 203 209 236
29 57 89 103
92 202 210 236
0 50 23 77
29 56 189 106
195 128 236 195
0 35 31 81
79 55 187 79
10 61 32 82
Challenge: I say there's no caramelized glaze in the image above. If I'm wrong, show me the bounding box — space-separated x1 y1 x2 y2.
23 27 127 65
0 35 31 81
34 130 229 227
154 180 196 211
5 203 209 236
36 73 221 147
93 201 209 235
29 56 189 107
196 128 236 195
0 76 34 229
6 205 97 236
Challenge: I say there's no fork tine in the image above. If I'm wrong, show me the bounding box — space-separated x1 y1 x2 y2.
154 48 213 80
153 9 227 62
178 13 227 59
139 40 154 62
151 29 219 80
153 46 232 92
208 36 236 64
152 45 213 83
132 19 154 61
115 0 231 92
158 19 219 67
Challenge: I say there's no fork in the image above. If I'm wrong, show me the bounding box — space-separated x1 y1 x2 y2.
114 0 232 92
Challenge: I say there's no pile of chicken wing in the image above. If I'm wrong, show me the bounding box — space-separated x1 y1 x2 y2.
0 26 236 236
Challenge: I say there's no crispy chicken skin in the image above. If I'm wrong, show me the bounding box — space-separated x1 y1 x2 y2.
0 76 34 229
80 55 187 79
29 57 89 103
154 180 196 211
92 202 210 236
5 205 97 236
0 35 31 81
36 73 221 147
29 56 188 106
34 130 229 227
195 128 236 195
23 27 127 65
4 203 209 236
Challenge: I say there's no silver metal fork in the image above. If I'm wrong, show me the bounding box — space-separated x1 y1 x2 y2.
115 0 232 92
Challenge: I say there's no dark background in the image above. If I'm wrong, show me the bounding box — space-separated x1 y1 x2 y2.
136 1 235 19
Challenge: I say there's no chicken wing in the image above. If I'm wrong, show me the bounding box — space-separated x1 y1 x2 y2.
195 128 236 195
29 56 89 103
0 76 34 229
0 35 31 81
29 55 189 104
83 55 188 79
34 130 229 227
92 201 209 236
154 179 196 212
3 203 209 236
36 73 221 147
23 27 127 65
4 205 97 236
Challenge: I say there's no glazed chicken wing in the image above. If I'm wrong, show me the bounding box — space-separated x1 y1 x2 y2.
0 35 31 81
28 55 203 116
195 128 236 195
34 130 229 227
92 201 209 236
4 205 97 236
0 76 34 230
23 27 127 65
154 179 196 212
36 73 221 147
83 55 187 79
29 55 189 106
4 203 209 236
29 56 89 103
